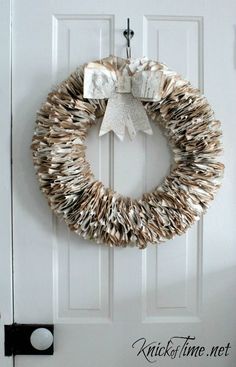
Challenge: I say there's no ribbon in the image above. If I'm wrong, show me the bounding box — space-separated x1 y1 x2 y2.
83 57 162 141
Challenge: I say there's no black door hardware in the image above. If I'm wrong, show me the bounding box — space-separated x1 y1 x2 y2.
4 323 54 356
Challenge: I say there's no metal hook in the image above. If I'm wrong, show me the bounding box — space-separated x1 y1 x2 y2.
123 18 134 59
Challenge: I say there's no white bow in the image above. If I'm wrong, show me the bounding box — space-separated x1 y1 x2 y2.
83 58 162 141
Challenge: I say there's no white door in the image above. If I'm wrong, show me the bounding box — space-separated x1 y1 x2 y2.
1 0 236 366
0 1 13 367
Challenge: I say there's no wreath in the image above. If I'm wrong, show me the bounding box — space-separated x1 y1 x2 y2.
31 56 224 249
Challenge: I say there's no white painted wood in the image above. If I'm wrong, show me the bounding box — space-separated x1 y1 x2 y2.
0 0 13 366
143 225 201 322
10 0 236 366
143 15 203 89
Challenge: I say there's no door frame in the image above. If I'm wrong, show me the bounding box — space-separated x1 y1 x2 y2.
0 0 13 365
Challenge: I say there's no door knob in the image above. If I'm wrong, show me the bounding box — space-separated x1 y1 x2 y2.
30 328 54 351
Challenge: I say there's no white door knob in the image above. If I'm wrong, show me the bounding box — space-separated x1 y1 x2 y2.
30 328 54 351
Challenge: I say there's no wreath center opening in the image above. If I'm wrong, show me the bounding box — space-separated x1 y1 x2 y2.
85 115 173 199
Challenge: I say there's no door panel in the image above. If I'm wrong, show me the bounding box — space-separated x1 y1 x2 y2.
12 0 236 366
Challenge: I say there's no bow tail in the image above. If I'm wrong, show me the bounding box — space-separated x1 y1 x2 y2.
126 96 153 137
99 93 153 141
99 94 126 141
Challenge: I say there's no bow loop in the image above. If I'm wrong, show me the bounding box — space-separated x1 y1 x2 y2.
83 63 117 99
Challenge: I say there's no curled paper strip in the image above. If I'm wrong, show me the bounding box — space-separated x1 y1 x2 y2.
31 56 224 249
83 57 162 140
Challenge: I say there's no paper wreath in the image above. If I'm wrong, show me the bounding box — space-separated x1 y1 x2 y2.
31 56 224 249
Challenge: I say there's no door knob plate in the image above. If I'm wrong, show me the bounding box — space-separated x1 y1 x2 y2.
4 323 54 356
